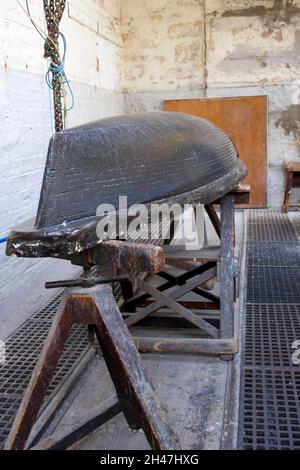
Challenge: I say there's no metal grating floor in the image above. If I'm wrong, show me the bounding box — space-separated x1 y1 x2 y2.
247 242 300 267
239 210 300 450
0 293 90 448
247 209 298 242
244 304 300 368
242 368 300 450
247 266 300 303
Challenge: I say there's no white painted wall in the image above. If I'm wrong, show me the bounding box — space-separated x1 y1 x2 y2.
0 0 124 335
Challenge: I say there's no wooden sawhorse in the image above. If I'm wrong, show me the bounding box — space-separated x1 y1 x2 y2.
4 243 179 450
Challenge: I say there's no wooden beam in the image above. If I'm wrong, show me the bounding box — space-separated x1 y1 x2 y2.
72 240 165 273
212 184 250 205
134 337 238 355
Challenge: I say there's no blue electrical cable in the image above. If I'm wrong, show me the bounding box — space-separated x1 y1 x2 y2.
45 32 74 113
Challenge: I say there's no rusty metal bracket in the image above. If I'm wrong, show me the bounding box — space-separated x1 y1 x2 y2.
45 274 129 289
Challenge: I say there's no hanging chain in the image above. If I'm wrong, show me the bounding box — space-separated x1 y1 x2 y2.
43 1 66 132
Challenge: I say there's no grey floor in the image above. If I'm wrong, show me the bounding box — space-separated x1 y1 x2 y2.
69 354 228 450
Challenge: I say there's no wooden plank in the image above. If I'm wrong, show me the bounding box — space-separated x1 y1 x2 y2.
134 337 238 355
164 245 220 262
138 300 220 311
164 97 267 207
213 184 251 204
71 240 165 273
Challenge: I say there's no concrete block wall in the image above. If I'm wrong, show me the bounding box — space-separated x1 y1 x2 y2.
121 0 300 208
0 0 124 332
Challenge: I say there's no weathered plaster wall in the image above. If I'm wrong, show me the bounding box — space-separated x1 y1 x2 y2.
121 0 206 111
121 0 300 208
206 0 300 208
0 0 124 333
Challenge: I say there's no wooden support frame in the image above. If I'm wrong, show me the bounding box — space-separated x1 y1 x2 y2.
122 186 249 357
4 286 179 451
5 185 249 450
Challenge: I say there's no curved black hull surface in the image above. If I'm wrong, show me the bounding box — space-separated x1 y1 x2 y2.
7 112 247 258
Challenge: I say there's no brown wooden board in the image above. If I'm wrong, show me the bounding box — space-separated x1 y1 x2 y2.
164 96 268 207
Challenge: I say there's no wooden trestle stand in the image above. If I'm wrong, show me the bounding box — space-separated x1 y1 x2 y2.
4 185 249 451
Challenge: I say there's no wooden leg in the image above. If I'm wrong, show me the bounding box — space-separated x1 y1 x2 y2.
204 204 221 238
4 294 72 450
90 285 180 450
120 278 134 301
220 194 235 361
283 170 293 213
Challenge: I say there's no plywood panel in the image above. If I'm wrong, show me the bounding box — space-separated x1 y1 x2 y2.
164 97 268 207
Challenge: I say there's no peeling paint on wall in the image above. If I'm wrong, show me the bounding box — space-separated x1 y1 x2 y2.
276 104 300 137
121 0 300 208
222 0 300 25
121 0 205 92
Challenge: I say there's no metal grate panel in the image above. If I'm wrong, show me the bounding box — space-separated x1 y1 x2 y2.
241 368 300 450
244 304 300 368
240 210 300 450
247 210 298 242
247 266 300 303
248 209 298 227
247 223 298 242
247 242 300 267
0 293 90 448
